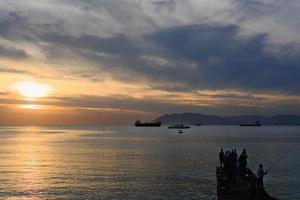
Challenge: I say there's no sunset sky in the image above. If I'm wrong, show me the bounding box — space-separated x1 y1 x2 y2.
1 0 300 125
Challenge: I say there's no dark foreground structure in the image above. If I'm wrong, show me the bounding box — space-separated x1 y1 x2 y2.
216 167 278 200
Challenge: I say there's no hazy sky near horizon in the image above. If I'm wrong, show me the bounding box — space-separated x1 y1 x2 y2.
1 0 300 125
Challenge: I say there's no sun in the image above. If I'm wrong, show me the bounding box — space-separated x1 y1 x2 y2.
14 81 52 100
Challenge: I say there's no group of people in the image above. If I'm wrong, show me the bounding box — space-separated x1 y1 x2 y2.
219 148 248 178
218 148 268 190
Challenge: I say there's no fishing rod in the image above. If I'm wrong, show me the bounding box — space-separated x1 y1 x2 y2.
267 143 297 173
213 140 297 174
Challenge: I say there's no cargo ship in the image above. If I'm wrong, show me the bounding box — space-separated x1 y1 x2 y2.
134 120 162 127
239 121 262 126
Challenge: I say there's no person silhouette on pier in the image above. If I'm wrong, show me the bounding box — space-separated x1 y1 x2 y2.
257 164 268 190
219 149 225 167
238 148 248 177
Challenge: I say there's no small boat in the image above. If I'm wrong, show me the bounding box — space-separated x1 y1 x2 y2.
168 124 191 129
195 123 202 126
178 130 183 134
239 121 262 127
134 120 161 127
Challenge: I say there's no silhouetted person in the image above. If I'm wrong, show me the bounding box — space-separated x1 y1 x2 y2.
239 149 248 177
233 149 238 167
226 150 237 179
242 148 248 159
257 164 268 190
242 148 248 167
239 155 246 177
224 150 230 175
232 149 239 176
219 149 224 167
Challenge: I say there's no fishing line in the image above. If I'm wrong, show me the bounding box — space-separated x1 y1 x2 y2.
267 142 297 173
213 140 297 173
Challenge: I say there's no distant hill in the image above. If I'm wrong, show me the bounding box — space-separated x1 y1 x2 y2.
153 113 300 125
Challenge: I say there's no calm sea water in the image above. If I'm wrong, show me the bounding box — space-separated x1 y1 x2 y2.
0 126 299 200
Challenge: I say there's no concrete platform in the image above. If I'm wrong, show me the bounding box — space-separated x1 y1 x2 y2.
216 167 278 200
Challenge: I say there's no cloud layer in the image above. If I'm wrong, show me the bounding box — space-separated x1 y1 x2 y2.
1 0 300 123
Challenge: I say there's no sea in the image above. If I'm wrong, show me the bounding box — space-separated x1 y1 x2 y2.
0 125 299 200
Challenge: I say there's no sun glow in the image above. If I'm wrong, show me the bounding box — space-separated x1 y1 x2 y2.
14 81 52 100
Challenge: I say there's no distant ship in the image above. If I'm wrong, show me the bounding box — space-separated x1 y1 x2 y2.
239 121 262 127
134 120 162 127
195 123 202 126
168 124 191 129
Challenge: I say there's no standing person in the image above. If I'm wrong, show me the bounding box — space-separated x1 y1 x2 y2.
229 150 237 178
242 148 248 160
241 148 248 168
239 154 246 177
233 149 238 167
219 149 225 167
257 164 268 190
239 149 248 177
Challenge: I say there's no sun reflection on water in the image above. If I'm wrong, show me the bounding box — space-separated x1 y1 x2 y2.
6 127 56 199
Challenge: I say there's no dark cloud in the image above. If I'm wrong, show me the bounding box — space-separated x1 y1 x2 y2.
35 23 300 96
0 11 35 43
0 66 53 79
0 12 25 36
1 2 299 95
0 45 28 58
0 67 31 74
0 12 30 58
235 0 278 17
41 33 140 57
151 0 178 10
144 25 300 93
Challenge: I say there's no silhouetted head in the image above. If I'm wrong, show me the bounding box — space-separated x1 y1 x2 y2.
221 149 223 152
259 164 263 168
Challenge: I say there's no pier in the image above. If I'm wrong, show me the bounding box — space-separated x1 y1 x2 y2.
216 167 278 200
